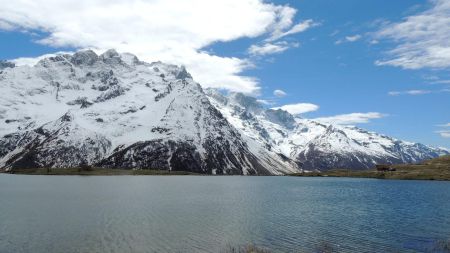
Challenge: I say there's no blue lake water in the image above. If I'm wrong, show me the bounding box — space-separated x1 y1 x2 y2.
0 175 449 253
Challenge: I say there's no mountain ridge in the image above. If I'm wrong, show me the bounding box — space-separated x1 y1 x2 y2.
0 49 447 174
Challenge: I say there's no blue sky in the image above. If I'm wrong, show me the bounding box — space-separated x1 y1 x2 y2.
0 0 449 148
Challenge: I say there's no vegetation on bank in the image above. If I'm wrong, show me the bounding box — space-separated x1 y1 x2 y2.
2 155 449 179
3 166 199 176
223 238 450 253
291 155 450 181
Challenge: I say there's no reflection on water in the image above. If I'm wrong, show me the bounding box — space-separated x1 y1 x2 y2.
0 175 449 253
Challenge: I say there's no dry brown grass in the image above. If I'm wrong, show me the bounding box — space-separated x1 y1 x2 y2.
291 155 450 181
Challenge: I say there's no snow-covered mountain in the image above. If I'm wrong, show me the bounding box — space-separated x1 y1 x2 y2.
205 89 448 171
0 50 299 175
0 49 447 174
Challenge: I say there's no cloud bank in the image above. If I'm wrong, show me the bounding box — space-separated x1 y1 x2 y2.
313 112 386 125
248 41 299 56
0 0 312 94
272 103 319 115
375 0 450 69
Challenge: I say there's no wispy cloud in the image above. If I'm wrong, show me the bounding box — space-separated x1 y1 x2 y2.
313 112 387 125
335 34 362 44
272 103 319 115
431 80 450 85
257 99 276 106
375 0 450 69
436 123 450 138
247 17 317 58
388 89 450 96
267 19 318 42
0 0 312 94
248 41 299 56
388 89 432 96
273 89 287 98
435 123 450 138
436 130 450 138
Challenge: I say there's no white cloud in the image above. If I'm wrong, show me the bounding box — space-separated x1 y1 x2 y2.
432 79 450 84
273 89 287 97
0 20 15 30
268 19 317 42
388 89 450 96
330 30 340 37
256 99 275 105
436 123 450 138
436 130 450 138
335 34 362 44
313 112 386 125
248 42 291 56
272 103 319 115
375 0 450 69
387 91 402 96
346 35 362 42
0 0 311 94
388 89 432 96
406 90 432 95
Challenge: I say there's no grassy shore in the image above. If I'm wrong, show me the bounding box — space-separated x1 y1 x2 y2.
291 155 450 181
2 155 449 179
3 167 199 176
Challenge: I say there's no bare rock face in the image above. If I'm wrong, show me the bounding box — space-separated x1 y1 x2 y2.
0 60 15 69
70 50 99 66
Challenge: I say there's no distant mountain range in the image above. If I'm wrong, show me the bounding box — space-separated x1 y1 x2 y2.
0 50 447 174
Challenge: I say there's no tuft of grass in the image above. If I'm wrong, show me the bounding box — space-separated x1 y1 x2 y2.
222 245 272 253
432 238 450 252
314 241 339 253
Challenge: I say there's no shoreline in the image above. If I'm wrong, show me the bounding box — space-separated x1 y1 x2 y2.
2 155 449 180
1 168 201 176
2 168 449 181
289 170 450 181
290 157 450 181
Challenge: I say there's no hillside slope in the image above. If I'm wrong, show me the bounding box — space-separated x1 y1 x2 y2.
205 89 448 171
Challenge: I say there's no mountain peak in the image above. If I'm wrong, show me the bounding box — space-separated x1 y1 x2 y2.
71 50 98 66
0 50 300 175
228 92 264 113
99 49 122 64
264 109 296 129
0 50 447 174
206 89 448 171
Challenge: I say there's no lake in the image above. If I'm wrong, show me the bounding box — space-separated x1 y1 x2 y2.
0 175 449 253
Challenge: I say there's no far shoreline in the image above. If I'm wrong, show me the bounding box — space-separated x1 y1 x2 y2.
2 155 449 180
1 168 202 176
291 155 450 181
